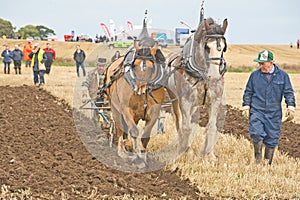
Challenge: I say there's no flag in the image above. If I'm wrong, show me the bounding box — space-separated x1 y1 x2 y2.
109 19 116 37
119 26 125 33
127 21 133 31
100 23 111 39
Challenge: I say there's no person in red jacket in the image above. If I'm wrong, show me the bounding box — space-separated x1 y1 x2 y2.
43 43 56 74
23 41 33 68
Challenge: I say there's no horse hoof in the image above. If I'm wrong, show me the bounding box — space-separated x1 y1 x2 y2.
118 149 129 159
199 151 217 160
131 156 147 169
134 161 147 169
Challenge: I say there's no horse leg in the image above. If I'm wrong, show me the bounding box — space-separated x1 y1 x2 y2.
118 110 140 154
178 98 196 154
116 126 129 159
141 105 161 148
217 87 226 132
166 87 194 154
112 113 133 159
166 88 182 131
200 83 224 159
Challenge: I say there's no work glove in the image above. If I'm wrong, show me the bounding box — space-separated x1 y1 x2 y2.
285 106 295 122
242 105 250 118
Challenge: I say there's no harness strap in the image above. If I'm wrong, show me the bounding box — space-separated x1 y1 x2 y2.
164 75 201 104
202 83 208 105
200 0 205 22
186 36 209 85
148 90 160 104
97 62 124 97
142 90 148 121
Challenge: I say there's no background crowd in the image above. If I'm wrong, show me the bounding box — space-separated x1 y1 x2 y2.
1 41 57 86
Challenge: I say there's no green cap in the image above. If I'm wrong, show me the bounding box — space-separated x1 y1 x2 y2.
253 50 274 62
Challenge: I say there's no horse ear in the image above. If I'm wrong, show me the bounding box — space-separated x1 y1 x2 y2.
222 19 228 33
204 19 211 31
151 42 158 57
134 40 141 51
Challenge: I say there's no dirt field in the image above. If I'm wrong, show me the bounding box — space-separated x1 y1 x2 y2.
0 39 300 199
0 86 201 199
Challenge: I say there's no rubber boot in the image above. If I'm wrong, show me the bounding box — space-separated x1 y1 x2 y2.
7 68 10 74
19 69 21 74
264 146 275 165
15 69 18 74
254 141 263 164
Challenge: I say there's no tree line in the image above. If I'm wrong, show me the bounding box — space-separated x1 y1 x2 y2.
0 18 55 40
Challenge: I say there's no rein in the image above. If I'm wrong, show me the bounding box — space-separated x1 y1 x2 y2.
163 59 202 104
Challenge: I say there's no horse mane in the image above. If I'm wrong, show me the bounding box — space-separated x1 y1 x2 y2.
194 17 225 42
139 37 156 48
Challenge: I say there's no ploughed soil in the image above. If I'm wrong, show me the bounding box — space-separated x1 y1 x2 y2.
0 85 299 199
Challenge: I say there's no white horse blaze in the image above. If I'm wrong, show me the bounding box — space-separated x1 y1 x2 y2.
207 39 226 79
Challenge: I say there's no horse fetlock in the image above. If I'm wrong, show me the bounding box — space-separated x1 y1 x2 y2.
124 139 133 152
141 137 150 149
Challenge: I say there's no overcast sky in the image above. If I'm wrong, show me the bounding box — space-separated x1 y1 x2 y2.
2 0 300 44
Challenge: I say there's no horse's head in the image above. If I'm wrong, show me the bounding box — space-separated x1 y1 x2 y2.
131 38 159 95
194 18 228 80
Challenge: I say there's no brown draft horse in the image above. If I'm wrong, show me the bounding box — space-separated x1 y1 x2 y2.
165 17 228 159
104 38 165 165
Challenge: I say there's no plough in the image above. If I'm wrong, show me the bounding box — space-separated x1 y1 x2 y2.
79 98 170 141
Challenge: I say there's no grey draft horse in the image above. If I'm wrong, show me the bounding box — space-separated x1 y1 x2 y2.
165 17 228 159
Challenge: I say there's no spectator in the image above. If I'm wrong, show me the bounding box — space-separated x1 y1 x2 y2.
73 45 86 77
29 43 47 86
297 39 300 49
99 35 103 43
1 45 12 74
95 34 99 43
11 44 23 74
242 50 296 165
43 43 56 74
102 35 107 43
111 50 121 62
23 41 33 68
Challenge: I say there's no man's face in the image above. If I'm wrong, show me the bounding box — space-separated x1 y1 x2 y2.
259 61 273 73
97 64 106 73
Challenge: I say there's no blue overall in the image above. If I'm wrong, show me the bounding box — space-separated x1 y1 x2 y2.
243 65 295 147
